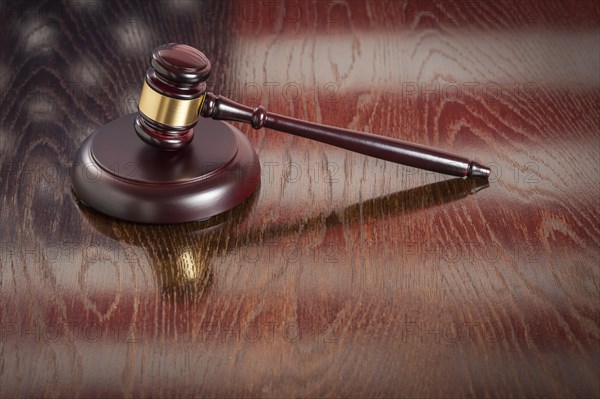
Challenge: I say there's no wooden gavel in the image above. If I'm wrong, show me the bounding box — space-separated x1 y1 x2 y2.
72 42 490 224
135 43 490 178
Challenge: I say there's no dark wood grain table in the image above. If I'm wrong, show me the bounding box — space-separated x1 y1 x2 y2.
1 0 599 397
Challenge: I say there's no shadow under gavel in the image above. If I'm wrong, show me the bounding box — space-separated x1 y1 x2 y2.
77 177 488 301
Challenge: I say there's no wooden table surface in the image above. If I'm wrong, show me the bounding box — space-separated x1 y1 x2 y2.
1 0 599 397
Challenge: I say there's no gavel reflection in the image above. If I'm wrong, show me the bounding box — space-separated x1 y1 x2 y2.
79 178 488 300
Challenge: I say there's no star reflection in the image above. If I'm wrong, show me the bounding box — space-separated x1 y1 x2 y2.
113 21 153 53
19 18 58 53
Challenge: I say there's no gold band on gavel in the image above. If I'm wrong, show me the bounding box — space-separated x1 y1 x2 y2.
138 81 204 127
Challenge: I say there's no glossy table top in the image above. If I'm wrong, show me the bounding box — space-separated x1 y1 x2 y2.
0 0 598 397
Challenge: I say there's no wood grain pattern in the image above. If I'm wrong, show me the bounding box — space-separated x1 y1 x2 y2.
1 0 599 397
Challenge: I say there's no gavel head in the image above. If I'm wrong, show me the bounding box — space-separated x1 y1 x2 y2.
135 43 211 150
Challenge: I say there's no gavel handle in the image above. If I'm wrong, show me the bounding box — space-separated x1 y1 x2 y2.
200 92 490 178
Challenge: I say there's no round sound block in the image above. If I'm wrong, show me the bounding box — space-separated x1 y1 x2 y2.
72 113 260 223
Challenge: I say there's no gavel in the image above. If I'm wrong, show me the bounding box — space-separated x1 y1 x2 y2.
72 43 490 224
136 43 490 176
